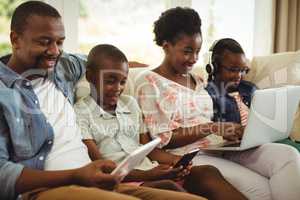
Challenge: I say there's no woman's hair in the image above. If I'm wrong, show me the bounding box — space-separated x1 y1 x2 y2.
208 38 245 81
153 7 202 46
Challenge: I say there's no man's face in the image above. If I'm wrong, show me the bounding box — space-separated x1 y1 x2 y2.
11 15 65 71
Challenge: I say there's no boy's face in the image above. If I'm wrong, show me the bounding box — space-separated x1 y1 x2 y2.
88 59 128 110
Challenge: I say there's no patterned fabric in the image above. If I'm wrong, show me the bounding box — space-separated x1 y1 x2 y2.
229 92 249 126
136 71 223 155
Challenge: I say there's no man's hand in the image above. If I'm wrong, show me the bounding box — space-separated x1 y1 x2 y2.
73 160 119 190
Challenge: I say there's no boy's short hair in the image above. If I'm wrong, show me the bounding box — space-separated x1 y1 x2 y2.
87 44 128 70
11 1 61 34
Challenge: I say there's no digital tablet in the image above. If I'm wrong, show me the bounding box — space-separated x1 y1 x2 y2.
111 137 161 180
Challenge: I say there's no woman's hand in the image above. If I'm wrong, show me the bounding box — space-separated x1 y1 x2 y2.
211 122 244 141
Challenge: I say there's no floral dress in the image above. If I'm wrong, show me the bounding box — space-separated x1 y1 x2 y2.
136 71 223 155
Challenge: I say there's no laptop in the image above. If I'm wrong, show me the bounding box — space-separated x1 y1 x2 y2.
200 85 300 151
111 137 161 180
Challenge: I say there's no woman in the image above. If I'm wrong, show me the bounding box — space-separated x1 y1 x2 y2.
136 7 300 200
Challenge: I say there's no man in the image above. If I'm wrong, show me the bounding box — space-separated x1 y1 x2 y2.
0 1 206 200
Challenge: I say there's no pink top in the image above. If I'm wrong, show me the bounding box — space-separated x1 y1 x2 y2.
136 71 223 155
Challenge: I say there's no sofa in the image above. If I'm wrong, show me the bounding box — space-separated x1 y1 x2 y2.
75 50 300 150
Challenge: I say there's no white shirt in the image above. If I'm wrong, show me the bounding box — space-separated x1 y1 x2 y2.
75 95 158 170
31 77 91 170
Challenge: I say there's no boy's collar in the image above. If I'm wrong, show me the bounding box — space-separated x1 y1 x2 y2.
85 96 131 119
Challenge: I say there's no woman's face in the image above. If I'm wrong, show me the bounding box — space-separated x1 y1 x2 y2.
216 50 249 90
164 33 202 74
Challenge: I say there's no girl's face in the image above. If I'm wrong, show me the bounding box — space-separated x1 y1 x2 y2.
216 50 249 91
164 33 202 74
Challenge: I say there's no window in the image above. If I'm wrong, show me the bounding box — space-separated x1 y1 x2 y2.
78 0 166 67
0 0 25 55
78 0 255 67
0 0 255 67
193 0 255 64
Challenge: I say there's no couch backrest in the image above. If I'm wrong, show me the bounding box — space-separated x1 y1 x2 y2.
75 66 208 100
244 51 300 88
76 51 300 100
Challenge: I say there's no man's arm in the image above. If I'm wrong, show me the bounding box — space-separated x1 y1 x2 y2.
15 160 119 195
58 53 87 83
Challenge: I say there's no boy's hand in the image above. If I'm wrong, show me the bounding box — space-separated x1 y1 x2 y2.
73 160 120 190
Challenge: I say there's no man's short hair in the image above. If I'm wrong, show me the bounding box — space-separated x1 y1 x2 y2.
11 1 61 34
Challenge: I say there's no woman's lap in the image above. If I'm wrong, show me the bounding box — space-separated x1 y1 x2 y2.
193 143 300 200
224 143 300 200
193 153 271 200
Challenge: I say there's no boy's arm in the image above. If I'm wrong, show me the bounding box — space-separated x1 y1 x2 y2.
74 102 102 161
140 133 181 166
82 139 102 161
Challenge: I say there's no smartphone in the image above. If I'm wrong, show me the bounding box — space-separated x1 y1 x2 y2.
173 149 200 168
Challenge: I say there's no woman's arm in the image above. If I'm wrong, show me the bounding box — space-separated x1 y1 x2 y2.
165 122 243 149
82 139 102 161
165 123 212 149
140 133 181 165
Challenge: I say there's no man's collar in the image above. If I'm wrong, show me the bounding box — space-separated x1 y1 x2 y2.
0 54 52 87
0 59 24 87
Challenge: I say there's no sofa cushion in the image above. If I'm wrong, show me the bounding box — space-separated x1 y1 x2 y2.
244 51 300 89
290 101 300 142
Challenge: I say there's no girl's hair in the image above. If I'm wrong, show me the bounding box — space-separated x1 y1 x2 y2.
208 38 245 81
